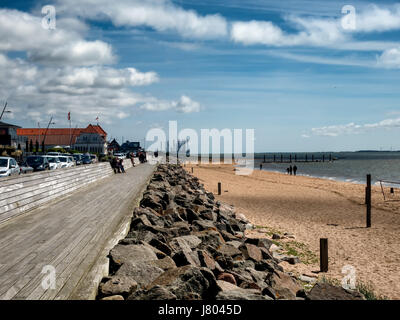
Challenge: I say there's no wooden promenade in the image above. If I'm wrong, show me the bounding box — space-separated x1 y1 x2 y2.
0 163 155 300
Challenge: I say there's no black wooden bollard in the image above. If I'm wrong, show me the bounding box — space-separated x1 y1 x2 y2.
263 154 266 163
218 182 221 195
322 154 325 162
274 155 276 162
289 155 292 162
281 154 283 163
295 154 297 162
191 167 193 174
320 238 328 272
366 174 371 228
260 163 262 170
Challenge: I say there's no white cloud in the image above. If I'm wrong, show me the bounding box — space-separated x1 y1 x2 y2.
56 0 228 39
377 47 400 69
309 117 400 137
0 9 115 66
356 4 400 33
141 95 201 113
231 4 400 51
0 53 187 125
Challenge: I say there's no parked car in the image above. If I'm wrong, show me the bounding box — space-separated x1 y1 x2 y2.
26 156 50 172
56 156 69 168
114 153 126 160
44 156 62 170
0 157 20 177
18 160 34 174
81 154 92 165
67 156 75 167
47 152 61 156
73 154 83 165
90 154 98 163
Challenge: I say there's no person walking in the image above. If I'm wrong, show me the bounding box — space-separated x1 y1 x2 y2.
130 152 135 167
293 165 297 176
289 165 293 175
111 157 118 174
119 158 125 173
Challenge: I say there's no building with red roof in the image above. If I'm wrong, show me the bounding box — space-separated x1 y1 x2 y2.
17 124 107 153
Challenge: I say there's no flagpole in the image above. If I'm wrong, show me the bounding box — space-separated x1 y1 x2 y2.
69 112 71 150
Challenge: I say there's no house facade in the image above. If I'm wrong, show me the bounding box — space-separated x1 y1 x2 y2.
0 121 27 149
17 124 107 153
73 125 107 154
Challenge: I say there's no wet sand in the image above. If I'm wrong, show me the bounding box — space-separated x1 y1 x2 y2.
185 163 400 299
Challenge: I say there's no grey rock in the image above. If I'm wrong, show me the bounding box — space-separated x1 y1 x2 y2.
115 261 164 288
99 276 137 297
109 244 158 267
306 283 365 300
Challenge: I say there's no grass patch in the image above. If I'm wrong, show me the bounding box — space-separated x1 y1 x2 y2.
356 281 388 300
280 241 319 265
319 276 388 300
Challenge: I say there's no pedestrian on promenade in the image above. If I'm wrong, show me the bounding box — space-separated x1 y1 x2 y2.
286 167 290 175
130 152 135 167
289 165 293 175
111 157 118 174
119 159 125 173
293 165 297 176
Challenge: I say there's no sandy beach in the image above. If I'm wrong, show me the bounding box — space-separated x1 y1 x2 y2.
185 163 400 299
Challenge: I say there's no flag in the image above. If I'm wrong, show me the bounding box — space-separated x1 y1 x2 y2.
68 112 71 121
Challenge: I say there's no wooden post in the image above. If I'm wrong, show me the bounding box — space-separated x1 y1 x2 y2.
312 154 314 162
274 155 276 162
191 167 193 174
218 182 221 195
281 154 283 163
329 154 332 161
263 154 266 163
322 154 325 162
295 154 297 162
320 238 328 272
305 154 308 162
366 174 371 228
289 154 292 162
260 163 262 170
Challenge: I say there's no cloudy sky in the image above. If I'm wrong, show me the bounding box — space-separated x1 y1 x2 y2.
1 0 400 152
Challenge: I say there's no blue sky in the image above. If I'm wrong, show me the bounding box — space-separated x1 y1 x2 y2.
1 0 400 152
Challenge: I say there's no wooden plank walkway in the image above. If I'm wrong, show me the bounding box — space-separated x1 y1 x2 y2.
0 163 155 300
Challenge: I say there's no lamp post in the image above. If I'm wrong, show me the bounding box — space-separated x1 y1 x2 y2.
0 102 12 121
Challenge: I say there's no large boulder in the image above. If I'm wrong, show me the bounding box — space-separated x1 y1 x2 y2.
239 243 263 262
115 261 164 288
147 266 219 300
169 235 202 253
98 276 138 298
128 286 177 300
306 283 365 300
109 244 158 267
265 270 302 300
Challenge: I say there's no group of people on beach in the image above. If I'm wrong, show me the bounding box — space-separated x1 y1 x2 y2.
287 165 297 176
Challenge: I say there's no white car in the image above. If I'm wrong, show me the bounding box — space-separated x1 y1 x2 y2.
44 156 62 170
57 156 69 168
114 153 126 160
0 157 20 177
67 156 75 167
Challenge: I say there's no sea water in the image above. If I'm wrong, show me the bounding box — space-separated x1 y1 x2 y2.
255 152 400 186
